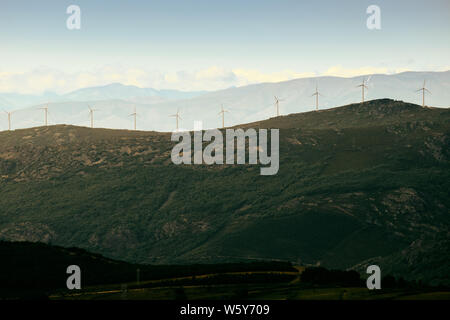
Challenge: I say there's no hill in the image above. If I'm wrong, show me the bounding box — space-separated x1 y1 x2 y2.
0 98 449 285
0 241 294 298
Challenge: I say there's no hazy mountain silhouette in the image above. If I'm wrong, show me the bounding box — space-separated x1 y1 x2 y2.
1 71 448 132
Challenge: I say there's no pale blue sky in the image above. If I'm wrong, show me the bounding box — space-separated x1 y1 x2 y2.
0 0 449 93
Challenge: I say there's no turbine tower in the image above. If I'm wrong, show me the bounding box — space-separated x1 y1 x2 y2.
356 78 368 103
218 104 228 128
129 107 137 130
170 109 182 131
4 111 12 131
39 104 49 126
416 80 431 107
274 96 284 117
88 105 98 128
311 84 321 111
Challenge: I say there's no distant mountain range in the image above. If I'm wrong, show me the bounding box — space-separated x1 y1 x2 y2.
62 83 207 103
0 71 449 132
0 83 207 110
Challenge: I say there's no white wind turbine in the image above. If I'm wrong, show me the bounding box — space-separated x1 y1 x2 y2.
416 80 431 107
3 110 13 131
170 109 182 131
356 77 369 103
218 104 229 128
129 106 138 130
311 84 323 111
274 96 284 117
38 103 49 126
88 105 98 128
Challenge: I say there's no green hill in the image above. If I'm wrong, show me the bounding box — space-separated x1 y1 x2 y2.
0 99 449 285
0 241 294 298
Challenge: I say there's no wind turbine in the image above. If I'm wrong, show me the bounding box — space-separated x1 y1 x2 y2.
39 103 49 126
129 106 137 130
88 105 98 128
4 110 12 131
311 84 322 111
170 109 182 131
274 96 284 117
356 78 369 103
218 104 228 128
416 80 431 107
